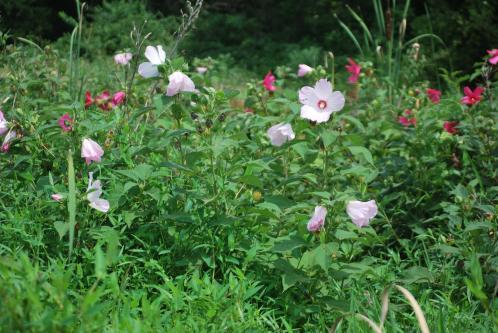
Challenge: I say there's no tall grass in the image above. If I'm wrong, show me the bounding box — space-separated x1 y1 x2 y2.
336 0 445 101
67 0 85 102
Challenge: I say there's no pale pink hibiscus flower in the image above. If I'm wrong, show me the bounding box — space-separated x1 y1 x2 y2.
138 45 166 78
1 130 16 153
346 200 378 228
81 138 104 164
307 206 327 232
0 111 9 136
114 52 132 65
87 172 110 213
166 71 197 96
267 123 295 147
299 79 345 123
196 67 208 74
51 194 63 202
297 64 313 77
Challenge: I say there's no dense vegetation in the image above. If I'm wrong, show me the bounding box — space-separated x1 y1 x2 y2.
0 0 497 331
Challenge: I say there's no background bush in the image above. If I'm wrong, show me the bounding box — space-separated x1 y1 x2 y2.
1 0 498 72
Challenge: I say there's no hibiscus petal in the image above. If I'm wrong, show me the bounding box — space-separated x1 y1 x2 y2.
90 199 110 213
463 86 472 96
144 46 162 65
298 86 319 106
314 79 333 100
87 180 103 203
326 91 345 113
157 45 166 63
138 62 159 78
300 105 331 123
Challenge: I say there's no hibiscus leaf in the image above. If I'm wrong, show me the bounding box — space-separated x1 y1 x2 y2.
348 146 375 166
238 175 263 189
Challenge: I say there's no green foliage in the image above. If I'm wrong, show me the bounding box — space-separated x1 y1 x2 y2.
81 0 177 58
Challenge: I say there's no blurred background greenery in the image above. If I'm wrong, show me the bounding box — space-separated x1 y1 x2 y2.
1 0 497 72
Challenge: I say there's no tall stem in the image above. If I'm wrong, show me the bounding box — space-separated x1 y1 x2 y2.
67 149 77 257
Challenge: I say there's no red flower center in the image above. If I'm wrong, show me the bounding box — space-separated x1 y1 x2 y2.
317 100 327 110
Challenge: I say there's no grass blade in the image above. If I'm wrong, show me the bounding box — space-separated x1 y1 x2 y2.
355 314 383 333
380 287 390 327
403 33 445 49
335 15 364 56
395 285 430 333
346 5 374 50
16 37 43 52
372 0 385 36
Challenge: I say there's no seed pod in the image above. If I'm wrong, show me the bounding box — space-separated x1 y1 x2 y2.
217 112 226 122
252 191 262 202
205 119 213 128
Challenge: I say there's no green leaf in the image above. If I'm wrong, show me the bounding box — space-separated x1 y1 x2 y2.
348 146 375 166
321 130 338 147
335 229 358 240
273 259 307 291
54 221 69 240
271 235 307 253
401 266 434 284
264 195 296 209
238 175 263 189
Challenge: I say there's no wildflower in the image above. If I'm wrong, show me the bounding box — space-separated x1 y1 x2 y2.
1 130 16 153
138 45 166 78
461 86 484 106
51 194 63 202
299 79 345 123
81 138 104 164
85 91 93 109
426 88 441 104
345 58 361 84
91 91 109 110
297 64 313 77
196 66 208 74
58 113 73 132
112 91 126 106
307 206 327 232
244 108 254 114
346 200 378 228
88 91 125 111
398 109 416 127
263 71 276 91
0 111 9 136
267 123 295 147
487 49 498 65
443 121 459 135
114 52 132 65
166 71 197 96
87 172 110 213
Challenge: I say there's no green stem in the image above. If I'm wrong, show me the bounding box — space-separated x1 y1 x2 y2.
67 149 77 257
